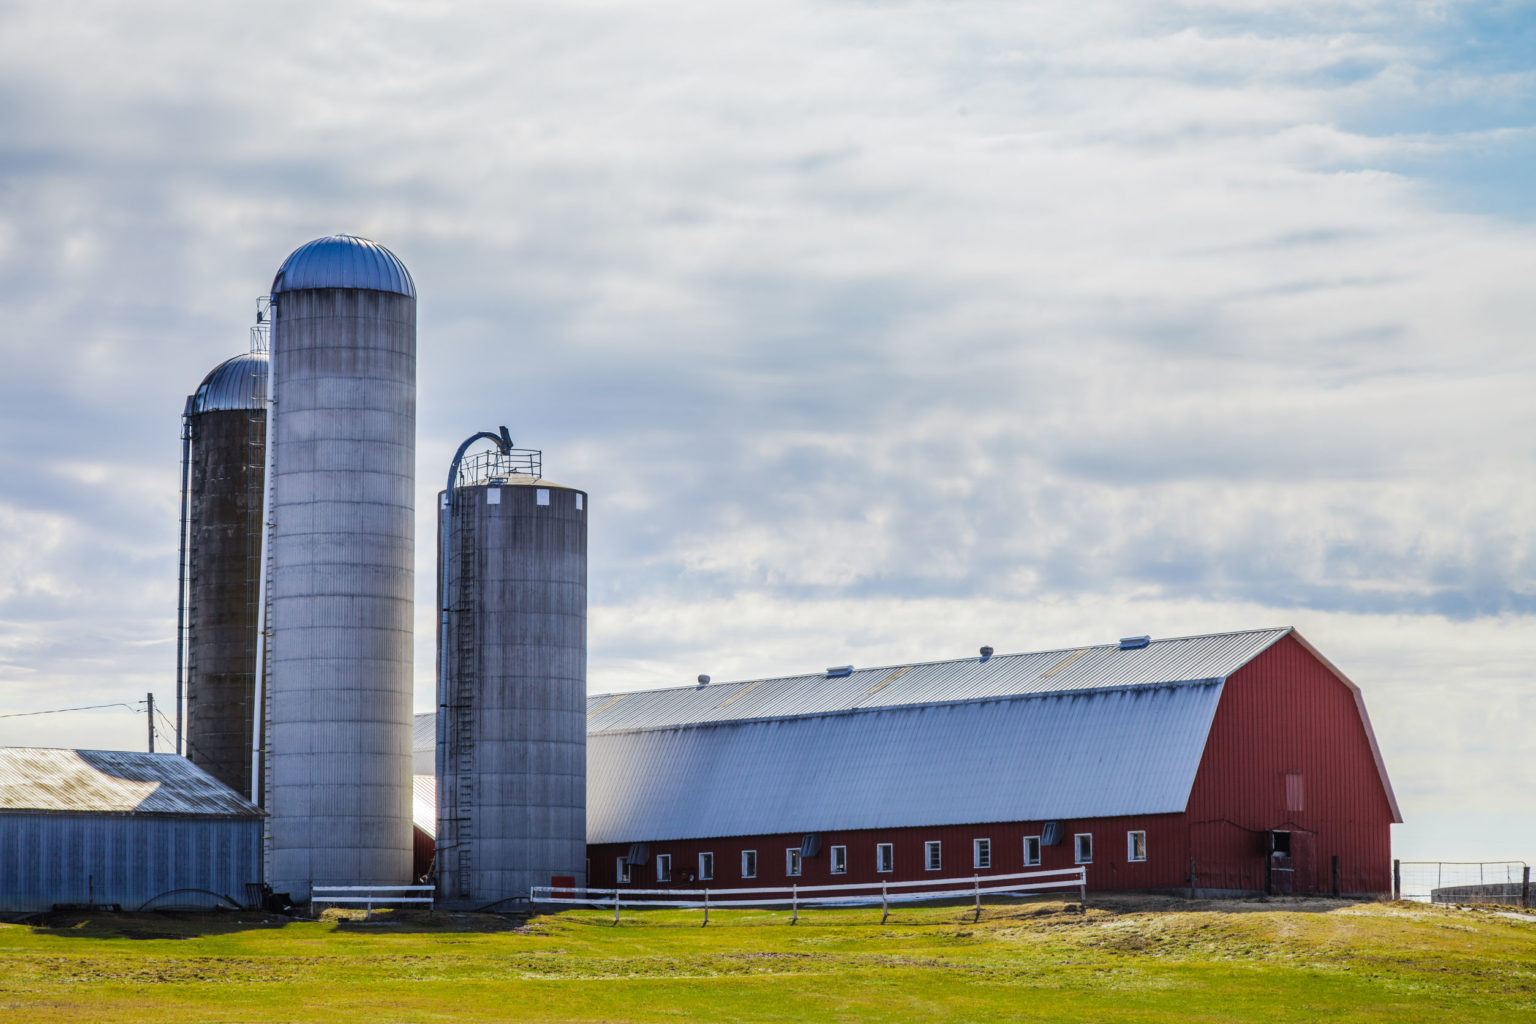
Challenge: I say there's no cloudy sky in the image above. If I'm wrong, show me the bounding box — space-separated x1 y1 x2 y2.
0 1 1531 860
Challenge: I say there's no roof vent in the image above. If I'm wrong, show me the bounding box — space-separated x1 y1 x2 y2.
696 674 711 686
825 665 853 678
1119 635 1151 650
979 645 994 662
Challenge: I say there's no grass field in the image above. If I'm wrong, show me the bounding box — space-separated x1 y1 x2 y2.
0 896 1532 1022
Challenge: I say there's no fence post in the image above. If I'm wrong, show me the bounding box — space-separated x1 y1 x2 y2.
791 884 798 925
1393 859 1400 901
1523 867 1531 910
1079 869 1087 910
973 875 981 923
613 891 621 927
881 881 889 925
703 888 709 927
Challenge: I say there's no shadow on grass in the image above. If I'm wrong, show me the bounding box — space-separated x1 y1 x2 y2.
25 910 300 940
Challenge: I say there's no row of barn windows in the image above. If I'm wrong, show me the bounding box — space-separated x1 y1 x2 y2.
616 831 1149 883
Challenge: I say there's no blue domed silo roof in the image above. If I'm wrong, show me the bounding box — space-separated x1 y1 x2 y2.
270 233 416 297
188 351 268 414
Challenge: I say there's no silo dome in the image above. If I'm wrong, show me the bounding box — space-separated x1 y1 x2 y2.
270 233 416 297
188 351 268 415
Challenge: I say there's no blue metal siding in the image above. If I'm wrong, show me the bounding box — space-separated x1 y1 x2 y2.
0 814 262 912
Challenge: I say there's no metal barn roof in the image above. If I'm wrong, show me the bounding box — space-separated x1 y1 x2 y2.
587 628 1290 734
187 351 268 414
412 774 436 838
584 628 1296 843
589 682 1225 844
0 749 263 817
271 233 416 297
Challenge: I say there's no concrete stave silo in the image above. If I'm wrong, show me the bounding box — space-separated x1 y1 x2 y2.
437 448 587 908
179 349 268 800
265 234 416 895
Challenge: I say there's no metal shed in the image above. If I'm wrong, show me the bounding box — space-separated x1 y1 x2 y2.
0 748 263 913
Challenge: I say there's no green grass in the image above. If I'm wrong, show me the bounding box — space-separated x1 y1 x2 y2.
0 897 1532 1022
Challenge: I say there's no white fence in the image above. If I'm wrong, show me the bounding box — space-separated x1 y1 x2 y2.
311 884 435 917
531 867 1087 925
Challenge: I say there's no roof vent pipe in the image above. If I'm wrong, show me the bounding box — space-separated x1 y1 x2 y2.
825 665 853 678
979 646 994 662
1119 635 1151 650
697 674 711 686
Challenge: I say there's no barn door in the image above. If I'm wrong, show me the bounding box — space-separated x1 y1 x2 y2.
1290 831 1317 894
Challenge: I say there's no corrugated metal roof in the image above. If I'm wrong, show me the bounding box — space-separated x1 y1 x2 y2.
412 774 436 838
271 233 415 297
587 628 1291 734
588 683 1225 844
188 351 267 414
0 749 263 817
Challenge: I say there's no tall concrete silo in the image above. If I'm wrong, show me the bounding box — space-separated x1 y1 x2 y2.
178 348 267 800
437 446 587 908
265 234 416 895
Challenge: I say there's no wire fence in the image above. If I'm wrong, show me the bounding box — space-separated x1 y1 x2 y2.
531 867 1087 925
1394 860 1530 907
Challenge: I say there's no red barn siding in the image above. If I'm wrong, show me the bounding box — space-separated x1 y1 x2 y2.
589 813 1190 893
1186 634 1395 895
579 632 1396 899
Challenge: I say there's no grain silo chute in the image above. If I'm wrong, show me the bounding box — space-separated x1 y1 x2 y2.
436 433 588 908
264 234 417 895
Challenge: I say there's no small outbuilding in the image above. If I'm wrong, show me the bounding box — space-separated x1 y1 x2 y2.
0 748 263 913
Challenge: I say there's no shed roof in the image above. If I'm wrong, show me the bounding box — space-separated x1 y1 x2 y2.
0 749 263 817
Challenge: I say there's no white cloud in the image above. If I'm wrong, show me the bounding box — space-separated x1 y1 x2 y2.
0 0 1531 856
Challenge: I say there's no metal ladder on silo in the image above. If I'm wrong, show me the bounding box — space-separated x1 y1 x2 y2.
452 504 478 897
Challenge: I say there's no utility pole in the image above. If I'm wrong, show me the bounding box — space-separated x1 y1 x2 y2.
147 692 155 753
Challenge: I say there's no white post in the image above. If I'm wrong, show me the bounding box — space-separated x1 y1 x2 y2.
881 881 889 925
703 888 709 928
614 891 621 926
791 884 798 925
1079 869 1087 910
974 874 981 922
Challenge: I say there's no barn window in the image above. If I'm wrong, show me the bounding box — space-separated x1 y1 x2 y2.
616 857 631 884
1283 771 1304 813
974 838 992 869
656 854 672 882
742 850 757 878
831 845 847 874
925 841 942 871
1127 831 1147 862
1074 833 1093 865
699 852 714 881
877 843 894 873
786 848 802 877
1024 836 1041 866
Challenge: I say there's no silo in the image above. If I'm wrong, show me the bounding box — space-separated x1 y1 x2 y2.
265 234 416 895
437 448 587 908
178 349 268 800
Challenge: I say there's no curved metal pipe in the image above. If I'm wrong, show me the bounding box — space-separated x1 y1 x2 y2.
435 428 512 867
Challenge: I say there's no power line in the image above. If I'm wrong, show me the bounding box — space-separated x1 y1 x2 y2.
0 701 141 720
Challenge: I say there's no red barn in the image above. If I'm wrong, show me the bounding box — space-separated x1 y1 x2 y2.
584 628 1400 897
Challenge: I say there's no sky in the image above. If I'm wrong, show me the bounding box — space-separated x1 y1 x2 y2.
0 0 1532 863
